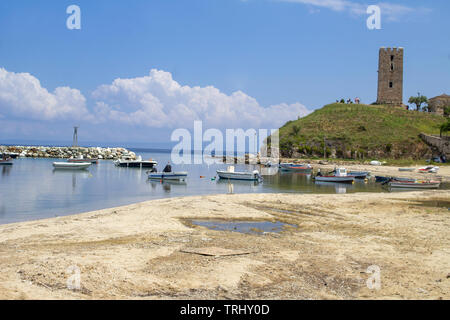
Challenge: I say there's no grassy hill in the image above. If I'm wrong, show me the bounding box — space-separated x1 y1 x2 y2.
278 103 447 160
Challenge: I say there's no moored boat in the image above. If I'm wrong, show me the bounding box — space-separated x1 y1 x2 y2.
114 155 157 168
388 180 441 189
0 154 13 165
347 171 370 179
217 166 262 181
0 159 13 165
280 163 313 173
147 172 188 181
68 155 98 164
314 168 355 183
53 162 91 170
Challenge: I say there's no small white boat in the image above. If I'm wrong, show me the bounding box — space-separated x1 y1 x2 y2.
314 168 355 183
147 172 188 181
217 166 262 181
53 162 91 170
389 180 441 189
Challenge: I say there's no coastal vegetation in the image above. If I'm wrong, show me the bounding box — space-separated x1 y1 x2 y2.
278 103 447 160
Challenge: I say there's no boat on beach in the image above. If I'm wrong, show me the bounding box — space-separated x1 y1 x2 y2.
147 172 188 181
114 155 157 168
314 168 355 183
53 162 91 170
388 180 441 189
217 166 262 181
375 176 416 183
418 166 439 173
280 163 313 173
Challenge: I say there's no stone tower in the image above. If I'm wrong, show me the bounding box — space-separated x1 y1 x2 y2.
376 47 404 106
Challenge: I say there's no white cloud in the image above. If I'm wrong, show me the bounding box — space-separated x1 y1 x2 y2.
278 0 421 21
0 67 310 130
0 68 90 121
92 69 310 129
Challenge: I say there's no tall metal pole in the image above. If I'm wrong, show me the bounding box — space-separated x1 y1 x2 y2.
73 126 78 147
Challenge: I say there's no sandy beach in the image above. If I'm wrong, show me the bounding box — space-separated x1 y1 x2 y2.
0 190 449 300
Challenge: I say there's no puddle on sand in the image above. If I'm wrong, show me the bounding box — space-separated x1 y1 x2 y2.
411 200 450 209
190 220 296 234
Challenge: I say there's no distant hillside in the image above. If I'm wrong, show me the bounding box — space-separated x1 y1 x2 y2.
278 103 446 159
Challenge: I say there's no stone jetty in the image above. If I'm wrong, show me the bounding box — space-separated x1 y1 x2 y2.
0 145 136 160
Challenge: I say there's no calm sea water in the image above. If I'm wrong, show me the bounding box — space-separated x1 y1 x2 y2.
0 149 389 224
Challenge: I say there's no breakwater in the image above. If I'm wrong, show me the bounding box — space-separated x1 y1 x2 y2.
0 145 136 160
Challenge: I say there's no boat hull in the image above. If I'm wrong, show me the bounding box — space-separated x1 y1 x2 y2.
314 176 354 183
217 170 260 181
148 172 188 181
348 171 370 179
53 162 91 170
389 181 440 189
115 161 156 168
68 159 98 164
280 163 312 173
0 161 13 165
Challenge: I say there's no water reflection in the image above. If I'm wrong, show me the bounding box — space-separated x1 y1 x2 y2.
2 166 11 176
314 181 354 194
147 179 188 193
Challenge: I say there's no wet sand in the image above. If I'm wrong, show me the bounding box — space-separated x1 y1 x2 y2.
0 191 449 300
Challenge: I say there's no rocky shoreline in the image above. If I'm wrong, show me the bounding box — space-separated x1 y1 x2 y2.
0 145 137 160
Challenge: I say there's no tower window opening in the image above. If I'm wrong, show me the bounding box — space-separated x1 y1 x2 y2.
390 55 394 61
389 81 393 88
390 63 394 71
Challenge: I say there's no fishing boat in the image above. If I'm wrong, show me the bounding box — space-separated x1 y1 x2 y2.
388 180 441 189
114 155 157 168
280 163 313 173
147 171 188 181
68 155 98 164
217 166 262 181
314 168 355 183
53 162 91 170
376 176 416 183
347 171 370 179
418 166 439 173
0 157 13 165
1 152 19 159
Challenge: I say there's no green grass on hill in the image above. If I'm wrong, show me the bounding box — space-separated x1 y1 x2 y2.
278 103 447 159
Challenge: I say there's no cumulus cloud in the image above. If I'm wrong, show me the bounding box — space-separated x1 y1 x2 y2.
0 67 310 130
278 0 424 21
92 69 310 129
0 68 90 121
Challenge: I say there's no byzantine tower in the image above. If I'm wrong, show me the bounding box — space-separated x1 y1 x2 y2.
376 47 404 106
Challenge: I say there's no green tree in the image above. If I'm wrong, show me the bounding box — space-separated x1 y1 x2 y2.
440 119 450 137
408 93 428 111
291 125 300 136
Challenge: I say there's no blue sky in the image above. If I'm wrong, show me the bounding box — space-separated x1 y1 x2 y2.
0 0 449 146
